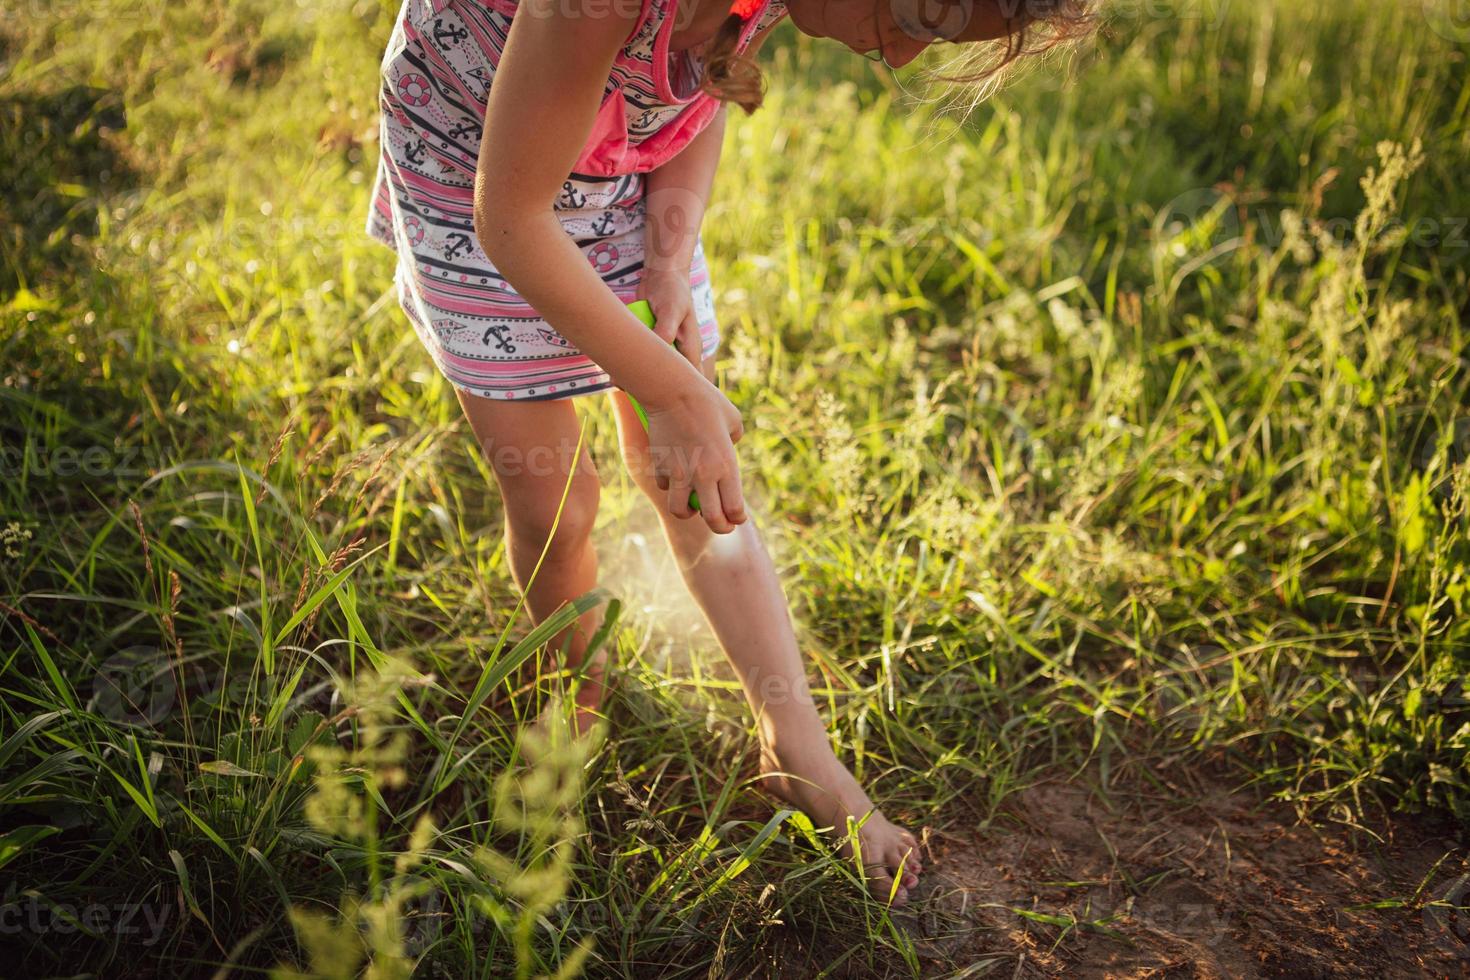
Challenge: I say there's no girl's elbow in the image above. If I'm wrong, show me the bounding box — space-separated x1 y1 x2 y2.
473 208 512 261
474 205 544 265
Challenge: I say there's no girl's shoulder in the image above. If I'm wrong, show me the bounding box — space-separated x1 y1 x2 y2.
424 0 787 48
422 0 658 30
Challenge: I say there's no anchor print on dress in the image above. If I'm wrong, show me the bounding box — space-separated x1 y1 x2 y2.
588 242 620 274
432 18 468 47
482 325 517 354
448 118 481 142
442 231 474 261
404 139 426 166
558 182 588 210
590 211 616 237
627 24 657 62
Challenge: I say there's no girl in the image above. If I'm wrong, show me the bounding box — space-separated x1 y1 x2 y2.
368 0 1088 906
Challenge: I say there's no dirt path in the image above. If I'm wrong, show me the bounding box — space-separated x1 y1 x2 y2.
909 768 1468 978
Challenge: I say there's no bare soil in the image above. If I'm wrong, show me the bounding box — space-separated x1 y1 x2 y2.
908 767 1469 979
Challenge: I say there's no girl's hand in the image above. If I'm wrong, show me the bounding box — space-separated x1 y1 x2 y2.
641 378 747 534
636 269 707 378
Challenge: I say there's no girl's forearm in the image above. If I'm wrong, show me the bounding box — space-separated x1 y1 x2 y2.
475 207 706 406
644 105 726 275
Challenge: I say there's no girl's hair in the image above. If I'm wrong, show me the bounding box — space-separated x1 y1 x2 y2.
700 0 1097 114
701 13 764 113
933 0 1096 112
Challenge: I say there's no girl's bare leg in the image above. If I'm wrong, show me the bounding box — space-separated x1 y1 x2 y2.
457 390 607 732
607 388 922 904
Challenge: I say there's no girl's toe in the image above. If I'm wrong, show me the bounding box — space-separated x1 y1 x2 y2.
865 865 901 904
886 847 919 891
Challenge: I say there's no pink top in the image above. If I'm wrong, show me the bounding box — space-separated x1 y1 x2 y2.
423 0 787 176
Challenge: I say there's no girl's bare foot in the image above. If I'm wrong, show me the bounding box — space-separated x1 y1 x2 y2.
758 730 922 905
529 643 608 738
569 652 607 737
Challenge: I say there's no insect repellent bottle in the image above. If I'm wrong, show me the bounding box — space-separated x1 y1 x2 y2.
623 299 701 513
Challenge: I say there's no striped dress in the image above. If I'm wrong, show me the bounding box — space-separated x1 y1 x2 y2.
366 0 787 401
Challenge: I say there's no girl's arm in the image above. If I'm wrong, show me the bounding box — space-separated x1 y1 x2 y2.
639 105 726 370
638 15 784 367
644 104 725 279
474 0 695 406
644 15 783 281
473 0 747 532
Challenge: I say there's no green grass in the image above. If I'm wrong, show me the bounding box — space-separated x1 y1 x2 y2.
2 0 1468 975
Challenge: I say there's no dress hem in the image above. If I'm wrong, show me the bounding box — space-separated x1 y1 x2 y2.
435 338 721 403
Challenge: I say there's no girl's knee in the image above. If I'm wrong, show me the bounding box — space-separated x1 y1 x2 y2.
499 469 600 555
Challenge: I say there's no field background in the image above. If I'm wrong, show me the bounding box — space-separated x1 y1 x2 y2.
2 0 1469 976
